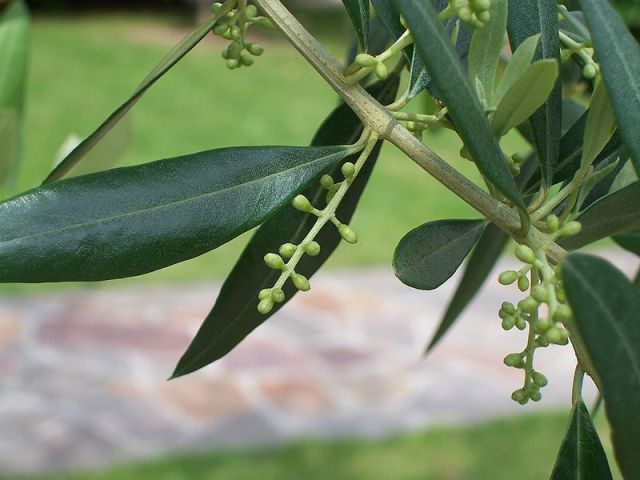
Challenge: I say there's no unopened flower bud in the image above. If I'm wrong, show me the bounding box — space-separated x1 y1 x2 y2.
553 304 572 323
271 288 285 303
529 390 542 402
258 288 272 300
533 316 552 334
546 327 569 345
546 214 560 232
517 275 530 292
499 270 518 285
502 315 516 330
501 302 516 315
515 245 536 264
264 253 284 269
511 388 528 404
531 285 548 303
279 243 297 259
257 297 274 314
519 296 539 314
354 53 377 67
504 353 525 368
582 63 597 79
320 174 334 189
341 162 355 179
247 43 264 56
559 221 582 237
245 4 258 18
532 371 548 388
292 273 310 292
304 241 321 256
374 62 388 80
339 225 358 244
292 194 312 212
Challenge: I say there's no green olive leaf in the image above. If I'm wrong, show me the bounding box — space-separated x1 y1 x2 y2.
507 0 561 187
492 60 558 137
393 219 485 291
562 253 640 480
468 0 508 107
550 401 613 480
495 34 539 103
341 0 369 52
0 144 353 282
578 0 640 173
581 81 617 169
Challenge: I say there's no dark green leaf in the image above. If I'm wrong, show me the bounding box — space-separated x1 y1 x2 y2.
393 219 485 290
428 223 508 351
550 401 613 480
581 151 629 209
561 98 587 135
562 253 640 480
370 0 403 40
581 81 617 169
578 0 640 173
613 231 640 256
42 10 226 183
171 76 400 378
392 0 524 210
0 145 353 282
508 0 561 187
0 0 29 186
341 0 369 52
468 0 507 108
559 182 640 250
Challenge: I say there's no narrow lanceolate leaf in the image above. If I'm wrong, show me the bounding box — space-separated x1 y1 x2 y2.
613 231 640 257
428 223 508 351
559 182 640 250
507 0 561 187
42 11 226 184
468 0 507 108
171 76 400 378
0 145 353 282
578 0 640 173
495 34 539 103
562 253 640 480
341 0 369 52
393 219 485 291
370 0 403 40
581 81 617 169
392 0 524 210
0 0 29 186
550 401 613 480
492 60 558 137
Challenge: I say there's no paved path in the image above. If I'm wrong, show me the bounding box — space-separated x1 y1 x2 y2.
0 252 636 474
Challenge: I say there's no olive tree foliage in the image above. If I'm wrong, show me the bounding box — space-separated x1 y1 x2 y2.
1 0 640 477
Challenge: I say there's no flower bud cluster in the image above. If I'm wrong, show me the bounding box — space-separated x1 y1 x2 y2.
498 237 579 405
211 2 271 69
353 53 390 81
256 163 362 314
449 0 492 28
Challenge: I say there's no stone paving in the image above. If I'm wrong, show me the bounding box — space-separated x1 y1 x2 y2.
0 251 636 475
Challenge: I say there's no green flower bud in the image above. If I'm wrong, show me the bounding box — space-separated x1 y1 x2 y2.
533 316 552 334
501 315 516 331
504 352 525 368
211 2 223 12
341 162 355 179
247 43 264 56
230 26 242 41
457 6 472 22
354 53 377 68
339 225 358 244
501 302 516 315
515 316 527 330
471 0 491 12
271 288 285 303
546 327 569 345
476 10 490 24
536 336 550 348
258 288 272 300
559 221 582 237
257 297 274 314
553 304 572 323
515 245 536 264
556 288 567 303
226 58 239 69
519 296 538 314
245 4 258 18
320 174 334 189
498 270 518 285
532 371 548 388
304 241 321 256
292 194 312 212
374 62 388 80
546 214 560 232
517 275 530 292
255 17 275 29
511 388 528 404
279 243 297 259
213 23 229 36
264 253 285 269
292 273 310 292
529 390 542 402
240 53 254 66
531 285 548 303
582 63 597 79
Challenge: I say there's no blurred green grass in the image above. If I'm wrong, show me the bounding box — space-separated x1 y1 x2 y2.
12 410 621 480
6 11 528 291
